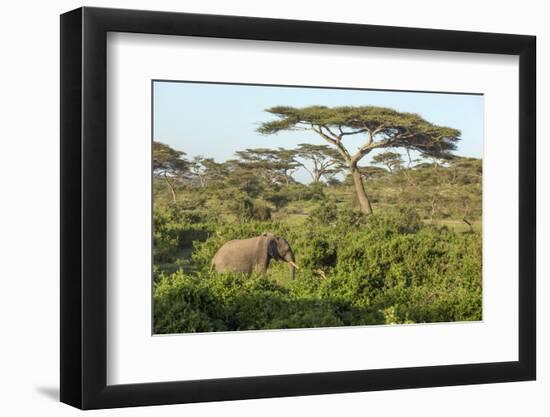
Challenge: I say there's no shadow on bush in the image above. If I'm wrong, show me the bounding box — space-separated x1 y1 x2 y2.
153 271 384 333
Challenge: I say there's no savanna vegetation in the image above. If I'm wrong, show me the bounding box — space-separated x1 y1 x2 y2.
153 105 482 334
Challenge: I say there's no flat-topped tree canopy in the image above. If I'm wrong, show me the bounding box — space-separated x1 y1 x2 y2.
234 148 299 185
257 105 461 162
258 105 462 215
372 151 404 173
235 148 299 171
294 143 345 161
294 143 346 183
153 141 188 173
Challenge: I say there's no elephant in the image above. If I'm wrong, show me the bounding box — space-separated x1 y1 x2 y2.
211 232 298 279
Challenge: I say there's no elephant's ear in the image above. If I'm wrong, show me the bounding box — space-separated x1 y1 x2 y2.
267 237 278 258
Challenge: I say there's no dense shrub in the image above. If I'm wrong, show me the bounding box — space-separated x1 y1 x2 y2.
307 199 338 225
153 207 482 333
251 200 272 221
153 205 212 265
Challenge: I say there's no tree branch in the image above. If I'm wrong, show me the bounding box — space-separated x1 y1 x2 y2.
297 161 316 182
321 125 340 140
312 126 352 162
350 137 390 166
340 128 369 137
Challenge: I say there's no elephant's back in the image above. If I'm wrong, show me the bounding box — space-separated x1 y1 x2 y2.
215 237 258 253
212 237 259 272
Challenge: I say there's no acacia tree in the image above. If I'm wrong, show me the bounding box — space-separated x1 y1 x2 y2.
152 141 189 203
258 106 460 214
418 151 455 171
273 148 300 185
188 155 208 187
235 148 298 186
294 143 346 183
188 156 228 188
202 158 229 186
371 151 404 173
223 159 266 197
358 166 388 181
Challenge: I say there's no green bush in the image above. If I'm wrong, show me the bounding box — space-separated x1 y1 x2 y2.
153 208 482 333
251 200 272 221
307 199 338 225
153 205 212 265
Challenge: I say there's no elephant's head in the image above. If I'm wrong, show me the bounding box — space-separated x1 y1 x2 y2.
262 232 298 279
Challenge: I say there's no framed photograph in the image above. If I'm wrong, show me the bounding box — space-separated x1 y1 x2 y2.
60 6 536 409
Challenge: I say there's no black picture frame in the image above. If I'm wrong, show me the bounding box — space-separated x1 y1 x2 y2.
60 6 536 410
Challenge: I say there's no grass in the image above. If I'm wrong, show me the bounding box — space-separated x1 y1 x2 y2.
426 219 482 233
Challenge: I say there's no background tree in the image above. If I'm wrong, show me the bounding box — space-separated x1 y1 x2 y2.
294 143 346 183
447 156 483 184
153 141 189 203
189 156 227 188
273 148 299 185
358 166 388 181
258 106 461 214
418 151 454 171
371 151 404 173
222 159 265 198
235 148 297 186
202 158 230 187
188 155 208 187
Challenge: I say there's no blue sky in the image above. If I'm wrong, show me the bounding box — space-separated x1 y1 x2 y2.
153 81 483 183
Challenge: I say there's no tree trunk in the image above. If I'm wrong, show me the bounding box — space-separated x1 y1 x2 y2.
314 171 322 183
284 172 290 185
164 175 177 203
198 174 206 188
351 167 373 215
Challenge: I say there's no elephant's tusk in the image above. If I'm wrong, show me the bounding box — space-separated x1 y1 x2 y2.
288 261 299 270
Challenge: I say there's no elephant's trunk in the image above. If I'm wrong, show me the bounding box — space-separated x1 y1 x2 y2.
284 251 297 280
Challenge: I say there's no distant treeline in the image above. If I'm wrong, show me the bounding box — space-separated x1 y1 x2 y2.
153 140 481 223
